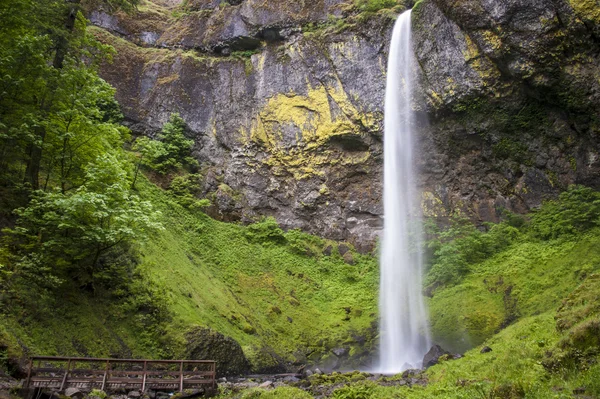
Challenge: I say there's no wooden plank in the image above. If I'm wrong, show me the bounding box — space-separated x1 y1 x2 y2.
59 360 71 391
141 361 147 392
179 361 184 393
101 360 110 391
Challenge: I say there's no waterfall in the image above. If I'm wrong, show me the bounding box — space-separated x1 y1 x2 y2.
379 9 431 374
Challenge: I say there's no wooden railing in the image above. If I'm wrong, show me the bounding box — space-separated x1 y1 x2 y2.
24 357 216 392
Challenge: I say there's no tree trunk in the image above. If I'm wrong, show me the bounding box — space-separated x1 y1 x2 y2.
24 126 46 190
52 2 79 69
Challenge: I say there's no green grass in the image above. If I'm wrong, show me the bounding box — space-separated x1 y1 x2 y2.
0 175 378 372
428 231 600 353
136 178 378 368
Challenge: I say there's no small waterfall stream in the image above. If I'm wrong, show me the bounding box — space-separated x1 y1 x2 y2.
379 9 431 374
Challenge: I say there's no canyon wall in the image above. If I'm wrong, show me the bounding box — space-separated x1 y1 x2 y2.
93 0 600 249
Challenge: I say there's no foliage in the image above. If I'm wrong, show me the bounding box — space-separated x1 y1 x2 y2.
425 186 600 291
425 215 520 288
234 386 313 399
331 381 378 398
284 229 325 256
354 0 398 12
245 217 286 244
168 173 210 210
132 113 197 176
529 185 600 239
4 154 162 290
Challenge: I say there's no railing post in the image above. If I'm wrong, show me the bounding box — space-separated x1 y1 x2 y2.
141 361 147 392
101 360 110 391
212 362 216 389
59 359 71 391
179 361 184 392
24 358 34 389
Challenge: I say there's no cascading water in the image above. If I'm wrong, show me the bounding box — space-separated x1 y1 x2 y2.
379 9 431 374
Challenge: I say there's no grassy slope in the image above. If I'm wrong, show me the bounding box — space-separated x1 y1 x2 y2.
0 177 378 370
137 178 379 367
235 232 600 398
428 231 600 353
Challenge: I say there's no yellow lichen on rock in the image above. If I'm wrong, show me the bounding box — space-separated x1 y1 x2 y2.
241 83 375 179
569 0 600 24
421 191 447 218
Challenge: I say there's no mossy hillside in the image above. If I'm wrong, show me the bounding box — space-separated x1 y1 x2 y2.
0 174 377 372
428 232 600 353
337 274 600 398
129 177 379 369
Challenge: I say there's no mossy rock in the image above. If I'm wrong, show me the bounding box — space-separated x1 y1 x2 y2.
184 327 250 377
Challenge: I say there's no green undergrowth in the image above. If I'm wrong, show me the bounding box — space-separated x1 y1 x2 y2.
426 186 600 353
320 271 600 398
428 232 600 353
0 175 378 372
135 177 378 369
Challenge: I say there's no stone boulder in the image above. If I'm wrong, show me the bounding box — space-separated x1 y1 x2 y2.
422 344 450 368
184 327 250 377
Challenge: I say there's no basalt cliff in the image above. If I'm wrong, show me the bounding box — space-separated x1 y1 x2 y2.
91 0 600 250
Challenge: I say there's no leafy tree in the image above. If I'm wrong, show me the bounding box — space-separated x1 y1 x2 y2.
529 185 600 239
0 0 135 190
5 155 162 291
425 214 520 289
132 113 197 179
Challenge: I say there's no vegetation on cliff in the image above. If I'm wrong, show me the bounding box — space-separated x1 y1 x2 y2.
1 0 600 398
0 0 377 375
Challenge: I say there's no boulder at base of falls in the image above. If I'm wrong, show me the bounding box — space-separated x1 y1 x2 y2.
422 344 451 368
184 327 250 377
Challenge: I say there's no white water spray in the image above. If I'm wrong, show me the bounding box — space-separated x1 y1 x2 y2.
379 9 431 374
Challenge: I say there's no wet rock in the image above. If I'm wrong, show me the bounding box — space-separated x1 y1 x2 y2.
258 381 273 388
65 388 85 398
423 344 451 368
480 346 493 353
342 252 355 265
184 327 250 377
331 347 349 358
338 244 350 256
127 391 141 398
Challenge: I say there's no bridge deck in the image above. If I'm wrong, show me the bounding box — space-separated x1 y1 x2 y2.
25 356 216 392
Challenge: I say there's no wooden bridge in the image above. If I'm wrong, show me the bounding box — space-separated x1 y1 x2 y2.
24 357 216 392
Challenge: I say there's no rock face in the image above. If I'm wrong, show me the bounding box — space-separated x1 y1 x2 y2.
93 0 600 248
184 327 250 377
422 344 450 368
412 0 600 222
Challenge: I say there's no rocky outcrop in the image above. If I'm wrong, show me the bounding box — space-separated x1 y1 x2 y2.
184 327 250 377
413 0 600 222
93 3 396 251
422 344 450 367
93 0 600 249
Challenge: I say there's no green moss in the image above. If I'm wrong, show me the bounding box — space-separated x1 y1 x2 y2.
240 85 377 180
0 174 377 372
569 0 600 24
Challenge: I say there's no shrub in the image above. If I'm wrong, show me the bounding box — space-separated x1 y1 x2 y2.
354 0 398 12
529 185 600 239
245 217 286 244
